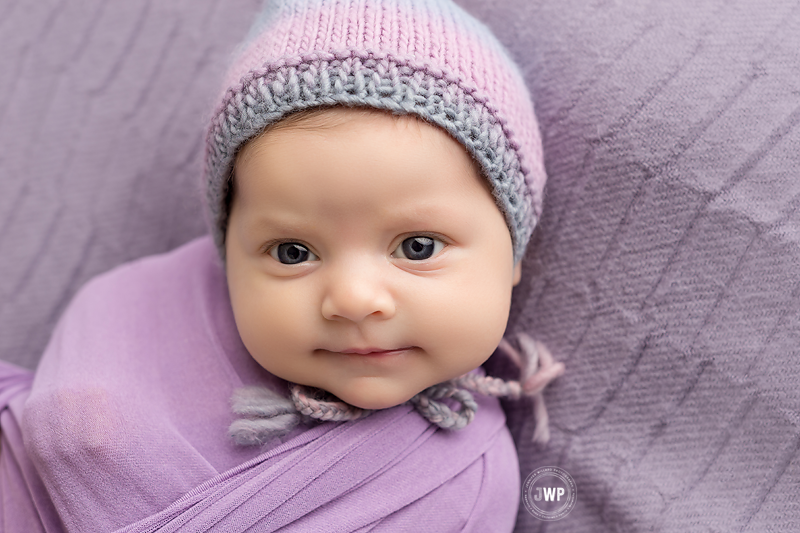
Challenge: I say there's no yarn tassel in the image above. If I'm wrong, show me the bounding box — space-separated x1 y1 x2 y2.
229 386 301 445
496 333 565 444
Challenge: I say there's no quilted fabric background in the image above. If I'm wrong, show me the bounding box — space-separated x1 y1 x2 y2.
1 0 798 530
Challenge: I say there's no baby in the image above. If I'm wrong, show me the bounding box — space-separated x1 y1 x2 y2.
223 106 564 444
207 0 564 443
0 0 562 531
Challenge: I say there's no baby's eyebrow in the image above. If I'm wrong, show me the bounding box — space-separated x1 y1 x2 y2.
239 211 317 235
382 202 474 225
239 197 474 242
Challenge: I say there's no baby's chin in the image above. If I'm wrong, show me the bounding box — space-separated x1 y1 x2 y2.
325 381 425 411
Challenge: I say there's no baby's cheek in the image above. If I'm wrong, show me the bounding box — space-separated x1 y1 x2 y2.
432 281 511 367
233 285 299 363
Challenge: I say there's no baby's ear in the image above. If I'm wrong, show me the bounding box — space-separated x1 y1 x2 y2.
512 262 522 286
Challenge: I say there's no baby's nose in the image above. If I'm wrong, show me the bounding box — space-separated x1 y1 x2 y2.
320 263 395 323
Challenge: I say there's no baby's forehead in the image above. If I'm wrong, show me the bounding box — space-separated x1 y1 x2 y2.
256 107 425 139
238 106 481 174
233 107 493 201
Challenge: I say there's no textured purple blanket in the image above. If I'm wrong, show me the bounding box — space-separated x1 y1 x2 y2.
4 0 800 530
0 237 519 532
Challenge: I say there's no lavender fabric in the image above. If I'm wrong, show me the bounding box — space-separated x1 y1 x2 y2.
2 0 800 531
0 237 520 532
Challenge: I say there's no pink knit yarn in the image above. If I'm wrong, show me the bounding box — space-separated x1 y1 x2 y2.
224 0 543 196
206 0 546 262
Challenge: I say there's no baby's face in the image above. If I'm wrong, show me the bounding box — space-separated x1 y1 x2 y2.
226 108 520 410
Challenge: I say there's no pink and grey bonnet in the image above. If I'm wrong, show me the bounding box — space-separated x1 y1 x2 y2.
205 0 546 262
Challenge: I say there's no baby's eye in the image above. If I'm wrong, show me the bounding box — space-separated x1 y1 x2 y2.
269 242 318 264
392 236 445 261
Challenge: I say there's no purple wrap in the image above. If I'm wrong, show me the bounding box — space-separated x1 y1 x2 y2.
0 237 520 532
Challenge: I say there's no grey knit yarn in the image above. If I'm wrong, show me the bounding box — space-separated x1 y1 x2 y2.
204 0 547 264
207 54 533 262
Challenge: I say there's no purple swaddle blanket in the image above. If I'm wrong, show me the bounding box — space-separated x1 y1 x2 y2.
0 236 520 532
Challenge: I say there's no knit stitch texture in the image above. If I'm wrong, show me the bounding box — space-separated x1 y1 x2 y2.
205 0 546 262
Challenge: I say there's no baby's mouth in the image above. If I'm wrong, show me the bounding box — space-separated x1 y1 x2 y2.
321 347 415 356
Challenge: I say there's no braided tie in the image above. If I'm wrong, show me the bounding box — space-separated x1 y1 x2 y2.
229 332 563 445
289 383 371 422
409 382 479 430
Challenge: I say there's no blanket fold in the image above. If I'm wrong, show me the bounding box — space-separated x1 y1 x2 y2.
1 236 520 532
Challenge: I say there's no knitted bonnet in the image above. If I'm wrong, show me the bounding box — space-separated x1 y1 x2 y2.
205 0 546 262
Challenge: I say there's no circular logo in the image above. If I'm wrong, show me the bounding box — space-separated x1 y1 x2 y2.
522 466 577 521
